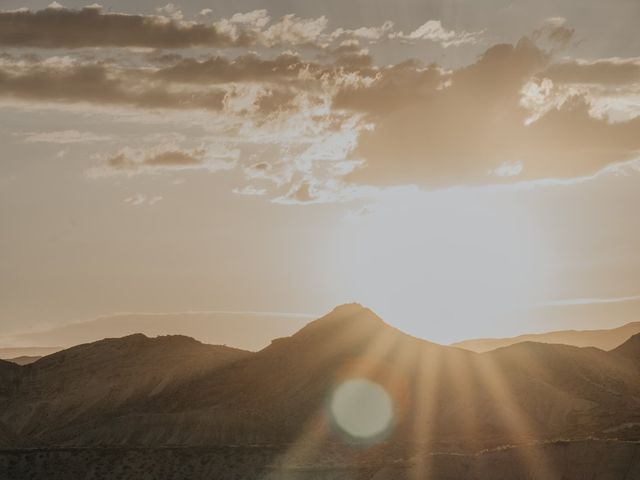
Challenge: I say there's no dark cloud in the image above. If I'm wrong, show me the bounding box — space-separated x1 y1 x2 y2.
2 16 638 189
0 63 226 111
156 53 310 84
0 51 375 116
155 51 375 86
334 52 374 69
0 6 348 51
107 150 204 170
248 162 271 171
333 60 445 115
99 146 237 176
341 39 640 186
141 150 204 167
254 88 298 116
0 5 248 49
532 17 575 49
0 6 483 54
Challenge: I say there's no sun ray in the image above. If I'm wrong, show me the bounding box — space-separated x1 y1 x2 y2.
266 317 405 473
473 352 558 478
446 350 483 450
408 346 444 479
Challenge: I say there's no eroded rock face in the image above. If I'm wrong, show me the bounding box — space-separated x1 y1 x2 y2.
0 441 638 480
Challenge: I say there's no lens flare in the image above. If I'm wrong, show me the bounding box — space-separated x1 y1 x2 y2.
329 378 394 442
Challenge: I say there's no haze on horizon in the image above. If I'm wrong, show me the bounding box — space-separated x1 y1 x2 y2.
1 0 640 346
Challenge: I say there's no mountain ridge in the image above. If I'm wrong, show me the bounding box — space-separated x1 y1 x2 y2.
0 304 639 452
452 321 640 352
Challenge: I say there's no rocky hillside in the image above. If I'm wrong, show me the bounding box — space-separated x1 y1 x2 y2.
0 335 250 446
611 333 640 369
0 304 639 453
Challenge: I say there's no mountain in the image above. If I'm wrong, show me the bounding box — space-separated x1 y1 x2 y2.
0 347 61 359
611 333 640 369
5 356 41 365
0 311 312 352
1 304 639 455
0 359 21 386
0 334 250 446
452 321 640 352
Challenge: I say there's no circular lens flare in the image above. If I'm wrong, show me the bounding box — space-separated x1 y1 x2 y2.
329 378 393 442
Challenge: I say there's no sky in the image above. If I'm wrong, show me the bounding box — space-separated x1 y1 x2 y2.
0 0 639 345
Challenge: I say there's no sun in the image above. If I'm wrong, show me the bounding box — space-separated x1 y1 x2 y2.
325 186 551 343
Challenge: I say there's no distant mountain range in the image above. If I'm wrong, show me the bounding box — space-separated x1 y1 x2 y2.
3 313 638 368
0 311 312 354
452 321 640 352
3 355 41 366
0 347 62 361
0 304 638 453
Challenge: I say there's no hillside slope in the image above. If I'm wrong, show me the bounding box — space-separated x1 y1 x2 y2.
1 305 639 452
611 333 640 369
0 335 250 446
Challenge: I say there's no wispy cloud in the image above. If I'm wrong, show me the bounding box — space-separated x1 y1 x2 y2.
89 145 239 177
123 194 163 207
18 129 112 144
390 20 482 47
538 294 640 307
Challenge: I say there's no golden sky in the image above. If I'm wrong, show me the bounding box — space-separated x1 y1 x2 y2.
1 1 639 344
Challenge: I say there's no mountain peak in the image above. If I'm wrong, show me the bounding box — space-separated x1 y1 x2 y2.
308 303 384 330
328 302 367 315
261 303 386 354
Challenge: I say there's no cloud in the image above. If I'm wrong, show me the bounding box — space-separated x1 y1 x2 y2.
232 185 267 196
228 10 271 29
279 181 315 203
0 6 331 50
19 129 112 144
260 14 328 47
0 51 376 118
340 39 640 187
123 194 163 206
0 5 243 49
390 20 482 47
2 9 638 197
333 61 446 115
155 52 312 85
539 293 640 307
491 161 524 178
542 57 640 86
0 5 484 53
330 21 395 43
0 62 227 111
155 3 183 22
111 150 201 168
92 145 239 177
273 176 373 205
532 17 575 49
